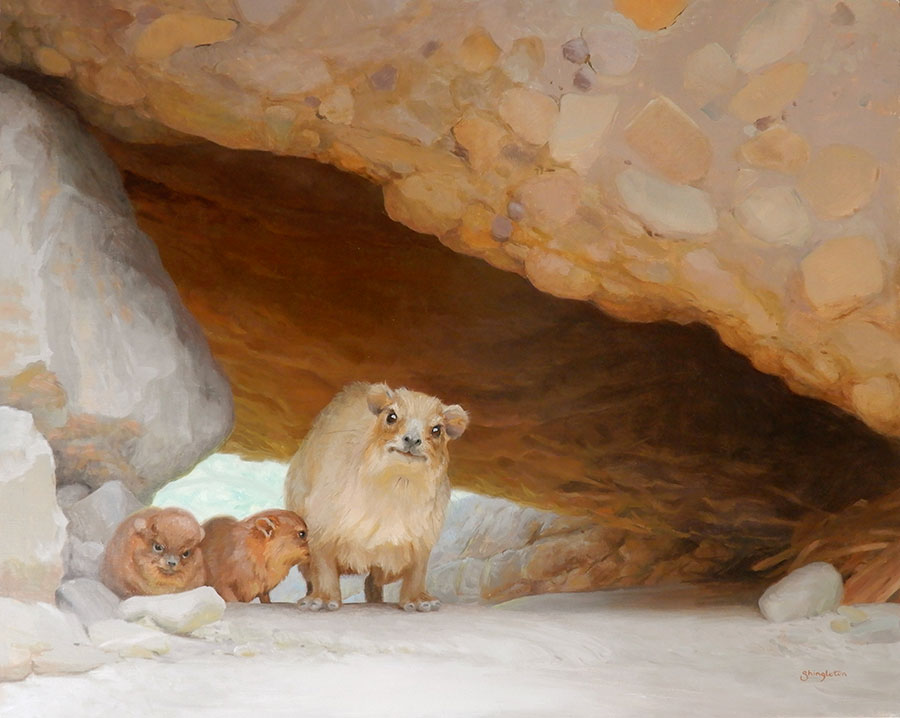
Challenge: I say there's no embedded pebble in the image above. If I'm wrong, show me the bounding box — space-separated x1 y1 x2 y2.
728 62 808 124
613 0 688 31
549 94 619 170
733 187 811 247
582 25 637 76
734 0 813 73
683 43 740 105
458 29 501 74
562 37 589 65
369 65 397 91
491 215 513 241
800 235 883 317
616 168 718 236
797 145 880 219
737 126 809 174
758 562 843 622
838 605 870 625
89 619 171 657
498 88 558 146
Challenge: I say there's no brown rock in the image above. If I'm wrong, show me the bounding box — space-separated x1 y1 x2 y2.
452 114 507 171
737 126 809 174
851 378 900 429
134 13 237 62
457 29 501 74
34 47 72 77
613 0 688 31
800 235 884 317
92 64 145 106
728 62 808 124
498 88 558 146
797 145 880 219
624 96 712 183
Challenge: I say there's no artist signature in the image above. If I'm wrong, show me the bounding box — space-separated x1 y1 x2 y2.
800 670 848 682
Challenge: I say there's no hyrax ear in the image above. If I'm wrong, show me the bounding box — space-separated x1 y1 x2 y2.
133 517 149 537
253 517 276 539
442 404 469 439
366 383 394 415
197 527 205 543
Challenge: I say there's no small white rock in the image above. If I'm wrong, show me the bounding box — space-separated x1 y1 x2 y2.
0 597 88 651
0 643 33 682
758 562 843 622
57 578 121 627
119 586 226 635
89 618 171 657
66 481 143 544
31 644 114 675
616 168 718 236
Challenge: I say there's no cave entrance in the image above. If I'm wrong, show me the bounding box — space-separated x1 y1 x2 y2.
100 133 900 588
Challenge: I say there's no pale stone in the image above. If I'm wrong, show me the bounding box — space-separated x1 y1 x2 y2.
384 171 467 236
525 251 597 301
616 168 718 236
57 483 90 511
318 86 354 125
516 171 581 228
500 36 545 84
851 378 900 428
683 43 740 105
838 605 870 625
0 597 88 652
737 126 809 174
234 0 294 25
800 235 883 317
92 63 144 106
0 77 233 498
457 29 501 74
681 250 742 307
34 46 72 77
57 578 121 627
561 37 589 65
32 644 113 675
0 407 66 602
65 481 142 544
135 14 237 62
831 617 851 633
728 62 808 124
759 562 843 622
582 25 638 76
624 96 712 183
210 47 332 98
613 0 688 31
549 94 619 170
0 643 32 681
829 321 900 377
498 88 558 146
89 618 170 657
452 114 506 171
797 145 880 219
63 538 104 579
491 215 513 241
119 586 226 634
733 187 811 246
734 0 813 73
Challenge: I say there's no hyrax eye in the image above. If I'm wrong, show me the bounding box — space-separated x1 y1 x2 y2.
181 550 190 558
431 425 442 438
386 410 398 425
153 543 164 553
298 530 307 539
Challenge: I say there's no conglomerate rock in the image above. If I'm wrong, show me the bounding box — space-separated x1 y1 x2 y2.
2 0 898 439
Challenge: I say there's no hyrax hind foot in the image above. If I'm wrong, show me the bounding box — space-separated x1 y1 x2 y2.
298 593 341 611
400 594 441 612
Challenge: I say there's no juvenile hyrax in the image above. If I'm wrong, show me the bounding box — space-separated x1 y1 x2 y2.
285 382 468 612
201 509 310 603
101 507 207 599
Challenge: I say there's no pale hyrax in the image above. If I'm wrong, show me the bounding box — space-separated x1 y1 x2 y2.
100 507 207 598
201 509 310 603
285 382 468 612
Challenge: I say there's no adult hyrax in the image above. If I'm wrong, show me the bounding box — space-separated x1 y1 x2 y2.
285 382 468 612
201 509 310 603
101 507 207 598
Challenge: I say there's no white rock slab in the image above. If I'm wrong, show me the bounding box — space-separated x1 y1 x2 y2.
616 168 718 236
0 643 32 682
65 481 143 544
0 75 233 499
0 406 67 602
57 578 121 627
32 644 114 675
119 586 226 634
758 562 843 622
63 538 105 580
0 597 89 660
89 619 171 657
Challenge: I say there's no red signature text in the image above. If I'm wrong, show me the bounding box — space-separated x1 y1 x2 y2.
800 670 847 682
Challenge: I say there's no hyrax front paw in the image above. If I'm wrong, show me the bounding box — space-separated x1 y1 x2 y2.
298 594 341 611
400 594 441 612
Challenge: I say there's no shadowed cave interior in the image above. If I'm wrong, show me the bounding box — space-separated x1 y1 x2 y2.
91 129 900 590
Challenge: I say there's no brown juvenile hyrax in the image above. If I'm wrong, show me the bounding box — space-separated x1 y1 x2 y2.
100 507 206 599
285 381 468 612
200 509 310 603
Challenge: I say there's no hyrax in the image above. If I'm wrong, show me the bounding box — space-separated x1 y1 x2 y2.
101 507 206 598
285 382 468 612
201 509 310 603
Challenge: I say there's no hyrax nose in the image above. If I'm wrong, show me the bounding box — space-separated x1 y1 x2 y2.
402 434 422 448
166 556 178 568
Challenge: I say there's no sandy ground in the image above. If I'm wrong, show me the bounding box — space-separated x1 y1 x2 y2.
2 584 899 718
